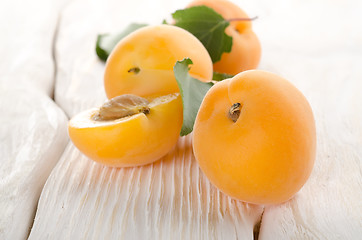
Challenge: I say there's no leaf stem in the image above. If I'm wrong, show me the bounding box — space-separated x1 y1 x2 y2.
227 16 258 22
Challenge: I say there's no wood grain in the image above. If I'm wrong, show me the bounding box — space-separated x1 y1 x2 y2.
29 137 264 239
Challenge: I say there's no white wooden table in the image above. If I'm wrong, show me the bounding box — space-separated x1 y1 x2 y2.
1 0 361 239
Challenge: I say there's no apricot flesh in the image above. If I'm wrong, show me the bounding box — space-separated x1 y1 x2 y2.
193 70 316 204
68 93 182 167
188 0 261 75
104 24 213 99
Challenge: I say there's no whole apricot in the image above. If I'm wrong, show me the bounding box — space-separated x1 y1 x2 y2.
187 0 261 75
104 24 213 99
69 94 182 167
193 70 316 204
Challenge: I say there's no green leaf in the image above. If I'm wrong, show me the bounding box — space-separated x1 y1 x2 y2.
172 6 232 63
212 72 234 81
95 23 148 61
174 58 214 136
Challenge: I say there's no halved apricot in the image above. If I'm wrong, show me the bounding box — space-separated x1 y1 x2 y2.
68 93 182 167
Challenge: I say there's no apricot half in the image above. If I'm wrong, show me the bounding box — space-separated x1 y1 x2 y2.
104 24 213 99
188 0 261 75
193 70 316 204
68 93 182 167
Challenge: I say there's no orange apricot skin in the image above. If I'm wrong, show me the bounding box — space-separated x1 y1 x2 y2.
188 0 261 75
104 25 213 99
193 70 316 204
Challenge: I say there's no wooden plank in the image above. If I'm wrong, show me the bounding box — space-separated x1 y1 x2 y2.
0 88 68 240
0 0 69 239
29 137 263 239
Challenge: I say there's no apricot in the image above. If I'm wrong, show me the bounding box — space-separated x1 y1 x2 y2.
187 0 261 75
193 70 316 204
68 93 182 167
104 24 213 99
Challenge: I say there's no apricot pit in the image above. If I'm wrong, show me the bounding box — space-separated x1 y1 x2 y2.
93 94 150 121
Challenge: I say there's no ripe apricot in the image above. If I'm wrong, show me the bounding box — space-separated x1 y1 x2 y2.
104 24 213 99
193 70 316 204
68 93 182 167
187 0 261 75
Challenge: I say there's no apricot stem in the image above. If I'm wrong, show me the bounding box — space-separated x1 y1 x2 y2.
128 67 140 74
228 103 241 122
227 16 258 22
